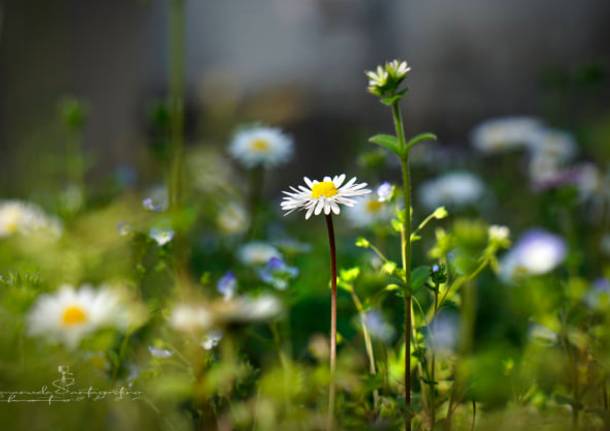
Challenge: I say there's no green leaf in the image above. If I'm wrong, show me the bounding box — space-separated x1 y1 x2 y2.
406 132 437 152
369 134 402 156
385 283 401 291
355 237 371 248
410 265 431 293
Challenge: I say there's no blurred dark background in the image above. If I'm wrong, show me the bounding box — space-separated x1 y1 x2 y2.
1 0 609 194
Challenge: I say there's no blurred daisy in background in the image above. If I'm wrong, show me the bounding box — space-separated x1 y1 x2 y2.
528 323 558 344
499 229 567 281
528 129 578 184
216 202 249 235
238 241 281 266
471 116 543 154
418 172 484 210
280 174 371 219
169 294 282 333
229 126 293 168
170 303 213 333
0 200 62 239
27 284 134 348
345 186 393 228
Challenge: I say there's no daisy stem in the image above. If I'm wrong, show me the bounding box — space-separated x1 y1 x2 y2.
168 0 185 211
325 213 338 431
391 100 413 431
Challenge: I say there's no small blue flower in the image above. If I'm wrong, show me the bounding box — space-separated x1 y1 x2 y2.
258 257 299 290
142 187 168 212
363 310 395 342
149 227 174 246
376 182 393 202
217 272 237 300
427 312 458 355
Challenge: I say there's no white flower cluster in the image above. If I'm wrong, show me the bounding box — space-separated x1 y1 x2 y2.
0 200 62 239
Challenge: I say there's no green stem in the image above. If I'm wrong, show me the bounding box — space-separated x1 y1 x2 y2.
430 285 439 429
349 288 380 411
248 166 265 239
392 100 413 431
325 214 338 431
168 0 185 211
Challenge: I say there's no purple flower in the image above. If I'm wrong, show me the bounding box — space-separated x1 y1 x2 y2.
217 272 237 300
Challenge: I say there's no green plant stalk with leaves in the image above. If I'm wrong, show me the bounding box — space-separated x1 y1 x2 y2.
367 60 437 430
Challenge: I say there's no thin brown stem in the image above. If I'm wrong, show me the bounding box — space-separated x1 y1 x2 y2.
325 214 338 431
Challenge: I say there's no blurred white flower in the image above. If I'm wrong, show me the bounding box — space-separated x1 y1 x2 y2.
216 202 249 235
169 304 213 332
528 323 558 344
280 174 371 219
201 330 223 350
170 294 282 333
489 225 511 243
27 284 131 348
238 241 281 266
500 229 566 281
418 172 484 210
471 117 543 153
386 60 410 80
229 126 293 168
0 200 62 238
530 129 577 165
148 346 173 358
365 65 389 90
345 193 392 228
149 227 175 246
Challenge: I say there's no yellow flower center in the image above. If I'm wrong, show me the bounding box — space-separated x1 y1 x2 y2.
250 138 270 152
366 200 382 213
311 181 338 199
61 305 88 326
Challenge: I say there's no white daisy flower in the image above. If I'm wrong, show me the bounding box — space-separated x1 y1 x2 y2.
418 172 484 210
27 284 130 348
238 241 281 266
280 174 371 220
229 126 293 168
345 193 392 228
0 200 62 238
471 116 543 154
